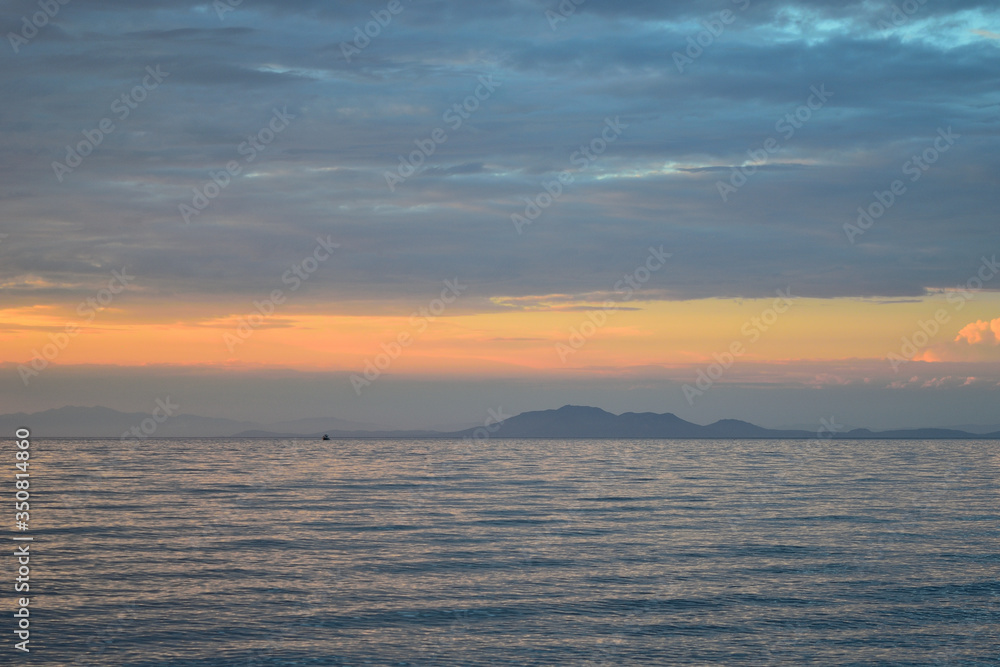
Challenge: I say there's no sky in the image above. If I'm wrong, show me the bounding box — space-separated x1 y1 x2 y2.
1 0 998 431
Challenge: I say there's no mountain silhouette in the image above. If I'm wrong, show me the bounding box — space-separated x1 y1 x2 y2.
3 404 997 439
449 406 998 440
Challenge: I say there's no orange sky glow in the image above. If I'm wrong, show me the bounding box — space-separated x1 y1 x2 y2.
4 293 999 376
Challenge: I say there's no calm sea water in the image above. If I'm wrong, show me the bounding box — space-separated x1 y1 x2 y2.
17 437 1000 665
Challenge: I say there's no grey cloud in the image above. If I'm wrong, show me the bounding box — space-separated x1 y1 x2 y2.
1 0 997 309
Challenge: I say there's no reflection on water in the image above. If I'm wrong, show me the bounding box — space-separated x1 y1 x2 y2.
26 438 1000 665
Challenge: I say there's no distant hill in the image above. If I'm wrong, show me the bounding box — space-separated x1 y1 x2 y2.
944 423 1000 435
2 404 997 439
447 406 806 439
447 406 999 440
447 405 810 439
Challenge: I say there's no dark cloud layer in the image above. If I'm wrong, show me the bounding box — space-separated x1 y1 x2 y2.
1 0 998 311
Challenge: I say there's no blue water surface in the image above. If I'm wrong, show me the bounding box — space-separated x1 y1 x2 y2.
19 437 1000 665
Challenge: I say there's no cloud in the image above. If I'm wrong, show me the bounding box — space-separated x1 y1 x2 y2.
955 318 1000 345
804 373 851 387
1 0 999 315
888 375 920 389
887 375 983 389
912 318 1000 364
489 292 647 311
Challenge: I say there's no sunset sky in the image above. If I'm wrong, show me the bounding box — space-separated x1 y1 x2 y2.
2 0 998 430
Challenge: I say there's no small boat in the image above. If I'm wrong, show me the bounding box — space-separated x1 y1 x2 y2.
322 434 330 441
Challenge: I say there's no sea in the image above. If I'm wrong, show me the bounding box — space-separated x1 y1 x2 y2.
18 437 1000 665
